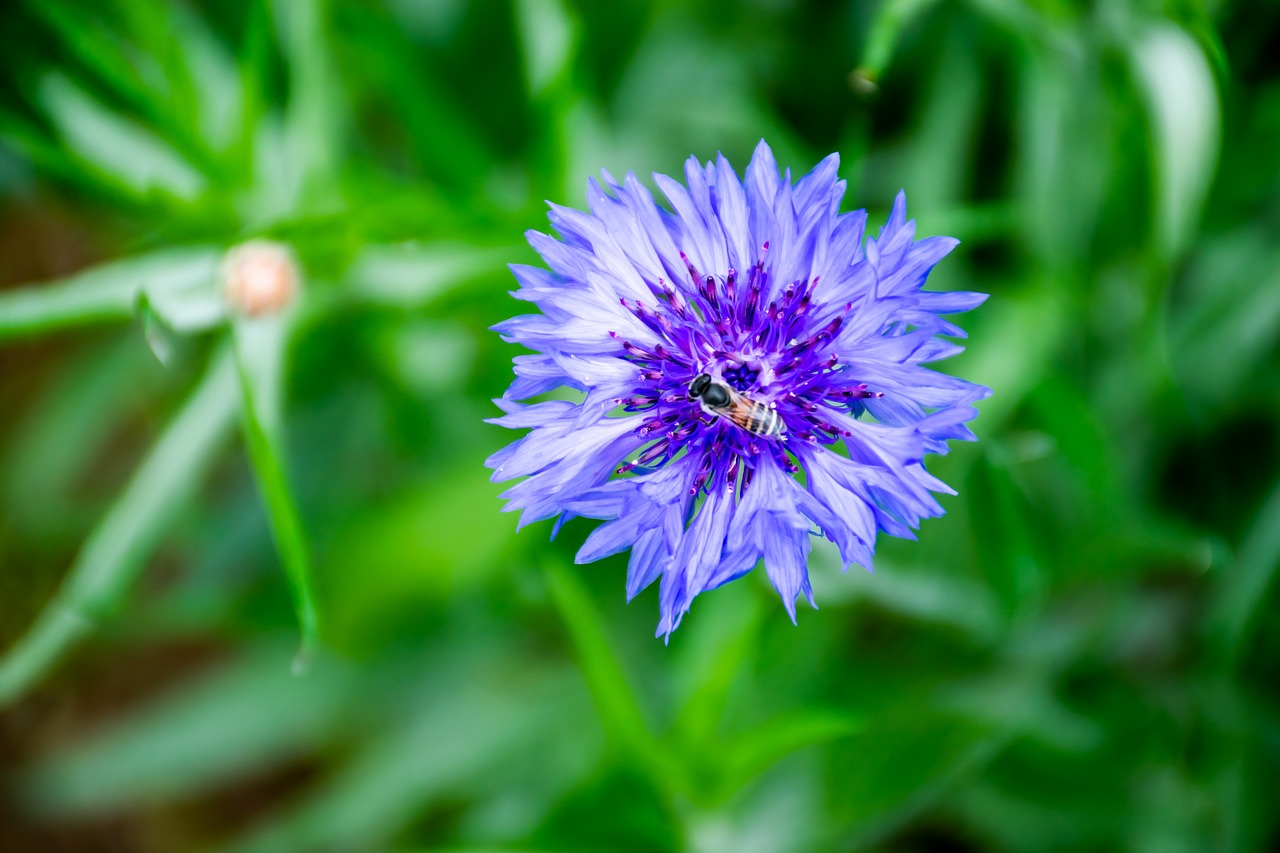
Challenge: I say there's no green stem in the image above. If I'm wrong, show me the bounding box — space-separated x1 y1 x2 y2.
232 318 322 673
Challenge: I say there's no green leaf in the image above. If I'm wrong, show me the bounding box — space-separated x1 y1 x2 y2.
719 710 861 801
961 282 1070 432
231 312 321 672
171 3 244 153
341 242 515 309
0 348 238 706
219 662 592 853
1 337 151 540
854 0 942 92
1207 480 1280 667
670 587 761 752
1130 23 1220 259
136 293 176 365
898 23 982 213
1013 46 1110 270
37 73 206 200
941 668 1102 753
828 699 1009 843
270 0 342 204
23 0 165 122
816 550 1003 640
0 247 221 342
18 640 358 816
328 6 497 199
514 0 578 96
967 455 1044 616
541 560 680 794
1169 228 1280 410
319 469 518 654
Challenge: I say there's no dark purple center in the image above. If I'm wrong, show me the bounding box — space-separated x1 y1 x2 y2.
721 363 759 392
608 247 884 493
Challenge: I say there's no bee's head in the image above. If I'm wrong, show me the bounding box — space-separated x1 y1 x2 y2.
690 374 732 408
688 374 712 399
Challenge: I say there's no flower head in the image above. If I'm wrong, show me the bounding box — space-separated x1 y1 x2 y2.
488 141 989 637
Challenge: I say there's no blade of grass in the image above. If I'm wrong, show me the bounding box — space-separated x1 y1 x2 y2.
231 314 321 673
172 4 243 155
0 348 238 706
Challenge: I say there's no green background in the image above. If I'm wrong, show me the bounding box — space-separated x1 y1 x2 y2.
1 0 1278 850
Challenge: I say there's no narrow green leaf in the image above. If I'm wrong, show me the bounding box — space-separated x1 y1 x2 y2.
23 0 162 120
961 282 1070 432
270 0 341 201
0 348 238 706
136 293 176 366
940 668 1101 753
968 455 1044 616
1208 480 1280 667
1013 48 1110 270
542 560 651 748
329 7 497 199
671 588 760 750
231 314 321 672
0 338 149 540
900 26 982 213
19 640 358 816
829 556 1003 639
834 704 1009 843
37 73 206 200
514 0 578 96
541 560 681 792
219 663 589 853
854 0 942 92
1169 229 1280 410
0 111 106 192
719 710 861 801
1130 24 1221 259
341 243 515 309
174 5 243 153
0 247 220 342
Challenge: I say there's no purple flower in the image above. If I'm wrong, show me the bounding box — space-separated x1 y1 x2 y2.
488 141 989 638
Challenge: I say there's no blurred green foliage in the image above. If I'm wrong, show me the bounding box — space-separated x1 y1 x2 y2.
1 0 1278 850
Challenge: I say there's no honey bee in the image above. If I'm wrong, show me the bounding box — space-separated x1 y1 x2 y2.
688 373 785 437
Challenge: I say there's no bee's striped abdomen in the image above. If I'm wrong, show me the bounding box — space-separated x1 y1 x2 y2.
744 404 783 436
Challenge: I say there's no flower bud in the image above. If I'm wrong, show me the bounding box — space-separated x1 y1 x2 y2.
222 240 299 318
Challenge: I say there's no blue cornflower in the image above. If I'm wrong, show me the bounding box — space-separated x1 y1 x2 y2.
488 141 989 637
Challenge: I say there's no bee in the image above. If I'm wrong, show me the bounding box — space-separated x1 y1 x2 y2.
688 373 785 437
